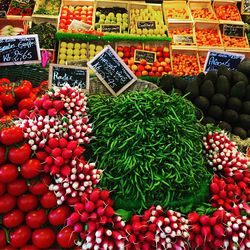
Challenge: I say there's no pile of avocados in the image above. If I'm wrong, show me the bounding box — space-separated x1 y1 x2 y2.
158 59 250 139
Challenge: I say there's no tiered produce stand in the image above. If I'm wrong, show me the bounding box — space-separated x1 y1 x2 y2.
0 0 250 249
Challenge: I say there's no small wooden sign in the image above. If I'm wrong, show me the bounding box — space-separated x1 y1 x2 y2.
241 0 250 15
49 64 89 90
0 11 6 18
87 45 137 96
68 20 91 31
0 34 41 66
173 34 194 44
134 49 156 65
100 24 121 33
203 50 245 73
223 24 245 37
136 21 156 30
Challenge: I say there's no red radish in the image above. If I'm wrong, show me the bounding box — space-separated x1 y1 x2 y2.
200 215 210 225
85 201 95 213
47 108 57 117
188 212 200 224
59 138 68 148
42 100 52 110
105 206 115 217
195 234 204 248
35 151 48 161
213 224 225 238
67 141 78 150
80 212 89 222
89 189 100 202
53 100 64 110
210 183 219 194
100 190 110 201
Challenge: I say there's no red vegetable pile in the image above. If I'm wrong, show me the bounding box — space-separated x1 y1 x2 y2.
0 82 249 249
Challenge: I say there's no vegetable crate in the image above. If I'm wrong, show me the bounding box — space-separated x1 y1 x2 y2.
0 19 27 36
6 0 34 20
32 0 61 19
129 2 166 37
188 0 218 22
194 21 223 49
171 48 201 76
162 0 192 24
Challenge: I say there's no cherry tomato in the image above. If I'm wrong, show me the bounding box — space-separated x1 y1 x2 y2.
7 179 28 196
0 164 18 183
40 191 57 209
3 209 24 228
17 194 38 212
32 228 55 249
0 182 5 196
20 245 40 250
0 93 15 107
48 205 71 226
21 158 42 179
26 209 47 229
0 229 7 247
0 126 23 145
10 225 31 248
28 175 50 195
0 194 16 214
8 143 31 165
57 226 76 248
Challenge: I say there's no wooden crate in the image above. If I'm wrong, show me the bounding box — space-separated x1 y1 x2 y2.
197 48 209 71
225 48 250 58
6 0 34 20
189 0 218 22
195 21 223 49
0 19 27 36
32 0 61 19
129 2 166 36
162 1 192 24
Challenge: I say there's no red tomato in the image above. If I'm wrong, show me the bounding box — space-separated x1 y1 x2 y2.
14 85 31 99
32 228 55 249
3 209 24 228
0 229 7 247
9 225 31 248
7 109 19 117
0 182 5 195
0 164 18 183
0 126 23 145
0 93 15 107
21 159 42 179
48 205 71 226
20 245 40 250
20 80 32 90
2 246 16 250
28 175 50 195
40 191 57 209
18 98 34 111
0 78 10 84
8 143 31 165
0 194 16 214
7 179 28 196
26 209 47 229
57 226 76 248
17 194 38 212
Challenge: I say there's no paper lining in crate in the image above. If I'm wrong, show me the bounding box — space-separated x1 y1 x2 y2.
57 0 95 32
167 21 197 47
32 0 61 19
6 0 34 20
0 19 28 36
189 0 218 22
129 2 167 37
213 0 242 23
94 0 129 34
162 1 192 24
171 47 201 76
195 21 223 49
197 48 209 71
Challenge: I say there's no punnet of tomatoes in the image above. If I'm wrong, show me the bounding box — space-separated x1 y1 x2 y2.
0 78 48 122
7 0 35 16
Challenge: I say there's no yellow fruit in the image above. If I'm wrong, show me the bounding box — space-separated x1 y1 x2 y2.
96 45 103 51
59 59 65 65
74 55 80 60
74 49 80 56
59 48 67 54
81 43 87 49
59 54 66 60
89 50 95 56
81 54 87 59
67 43 74 49
89 44 95 50
74 43 81 50
67 49 73 55
80 48 87 55
66 55 73 61
60 42 67 48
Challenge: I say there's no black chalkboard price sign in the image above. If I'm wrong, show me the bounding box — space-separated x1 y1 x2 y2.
223 24 244 37
241 0 250 15
137 21 156 30
203 50 245 73
49 64 89 90
87 45 137 96
101 24 121 33
173 35 194 44
0 11 6 18
0 34 41 66
134 49 156 65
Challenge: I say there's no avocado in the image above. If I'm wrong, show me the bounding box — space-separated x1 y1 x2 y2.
242 101 250 114
196 72 205 86
232 71 248 85
237 59 250 77
217 65 232 80
201 116 216 125
184 80 199 100
158 74 174 93
205 70 217 84
211 94 227 108
215 75 230 95
244 85 250 101
194 96 210 111
227 97 242 112
173 76 188 90
239 114 250 129
232 127 247 139
223 109 239 124
230 81 246 99
207 105 223 120
218 121 232 132
200 80 215 98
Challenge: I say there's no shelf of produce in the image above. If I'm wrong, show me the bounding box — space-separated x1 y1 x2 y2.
221 33 249 49
0 19 27 36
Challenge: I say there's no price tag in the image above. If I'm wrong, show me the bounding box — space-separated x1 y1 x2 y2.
203 50 245 73
134 49 156 65
68 20 91 31
87 45 137 96
0 34 41 66
16 0 30 4
66 59 87 67
100 24 121 33
173 35 194 44
49 64 89 90
136 21 156 30
241 0 250 15
223 24 245 37
0 11 6 18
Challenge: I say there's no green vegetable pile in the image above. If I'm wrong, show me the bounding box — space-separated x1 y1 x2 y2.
88 89 212 211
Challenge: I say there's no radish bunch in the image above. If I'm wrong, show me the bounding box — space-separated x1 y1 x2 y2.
66 188 127 250
17 85 93 150
49 160 102 205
